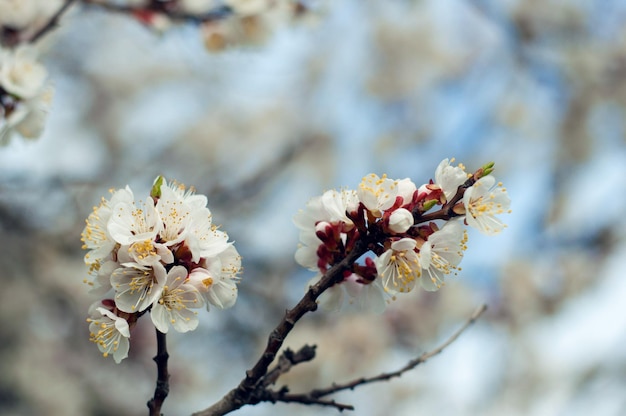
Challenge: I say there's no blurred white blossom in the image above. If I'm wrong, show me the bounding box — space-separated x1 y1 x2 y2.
0 45 53 145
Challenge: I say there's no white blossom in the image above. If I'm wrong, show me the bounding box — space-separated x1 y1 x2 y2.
7 88 52 138
294 226 322 271
117 240 174 267
81 187 134 265
188 244 241 310
0 46 54 145
111 263 165 313
0 46 47 98
155 184 192 246
87 304 131 364
463 175 511 235
357 173 398 217
162 178 208 211
106 189 174 268
376 238 421 294
294 189 357 271
108 194 161 246
419 221 467 291
185 206 231 263
434 158 468 201
84 260 117 297
0 0 40 29
151 266 204 333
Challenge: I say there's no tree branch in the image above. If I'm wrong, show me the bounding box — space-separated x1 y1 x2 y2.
29 0 79 44
415 176 477 224
192 238 372 416
260 388 355 412
148 329 170 416
260 344 317 388
80 0 234 24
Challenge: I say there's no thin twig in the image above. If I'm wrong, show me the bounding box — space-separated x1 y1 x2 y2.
260 344 317 388
148 329 170 416
29 0 79 44
310 304 488 397
261 388 355 412
255 304 487 411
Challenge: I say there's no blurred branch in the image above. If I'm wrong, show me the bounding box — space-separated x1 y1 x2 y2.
80 0 234 24
208 135 324 206
29 0 79 44
147 329 170 416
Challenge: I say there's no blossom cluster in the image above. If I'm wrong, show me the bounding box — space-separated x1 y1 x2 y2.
82 176 241 363
294 159 511 313
0 0 313 144
0 0 61 145
0 45 53 145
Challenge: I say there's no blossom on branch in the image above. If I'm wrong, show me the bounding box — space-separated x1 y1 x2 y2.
357 173 398 217
462 175 512 235
82 176 241 362
188 245 241 310
418 220 467 291
87 302 131 364
376 238 421 294
151 265 204 333
82 187 134 265
294 189 358 272
434 157 469 201
294 159 511 312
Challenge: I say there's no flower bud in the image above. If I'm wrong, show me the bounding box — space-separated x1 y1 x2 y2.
397 178 417 206
388 208 414 233
315 221 333 241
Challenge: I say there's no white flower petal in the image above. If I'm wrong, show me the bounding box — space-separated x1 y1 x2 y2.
357 173 398 216
463 176 511 235
376 238 421 293
87 305 131 364
435 158 468 201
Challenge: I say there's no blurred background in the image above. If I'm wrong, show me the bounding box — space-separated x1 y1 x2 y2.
1 0 626 415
